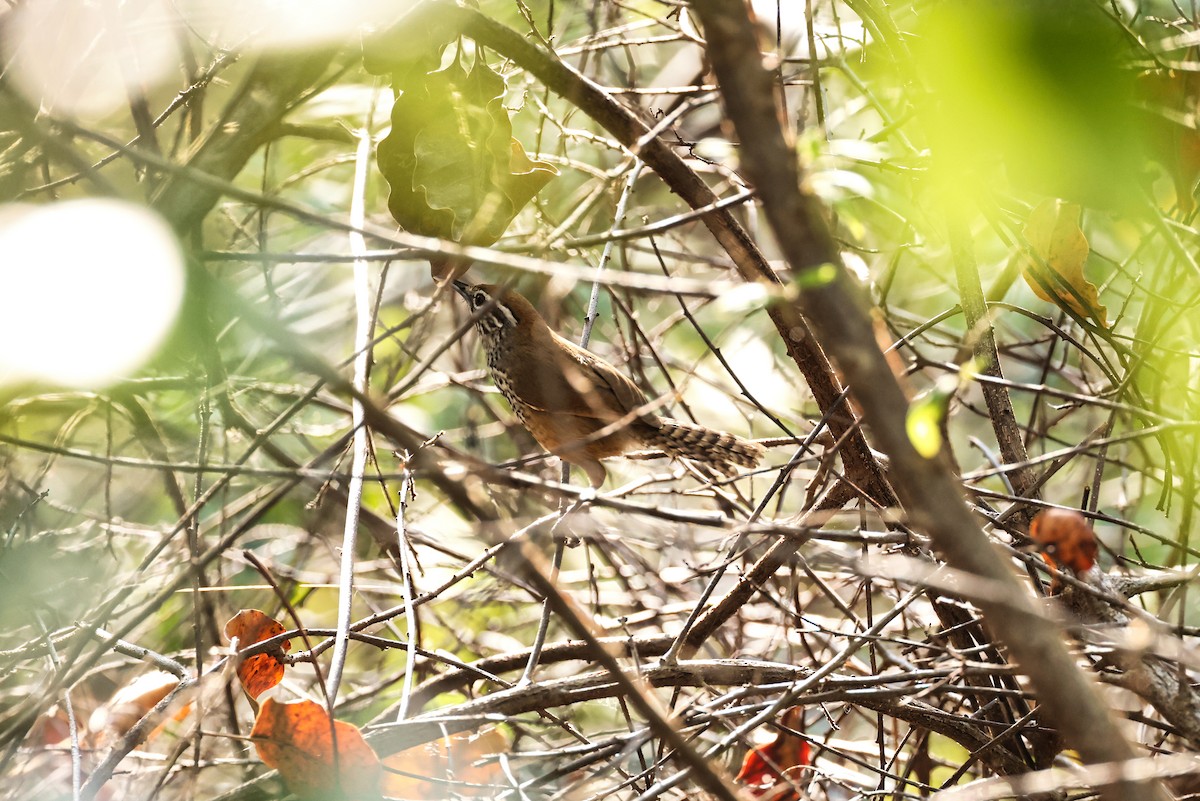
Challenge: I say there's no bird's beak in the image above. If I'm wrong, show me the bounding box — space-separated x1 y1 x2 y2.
451 280 471 300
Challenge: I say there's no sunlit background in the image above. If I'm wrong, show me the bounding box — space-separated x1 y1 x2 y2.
0 199 184 387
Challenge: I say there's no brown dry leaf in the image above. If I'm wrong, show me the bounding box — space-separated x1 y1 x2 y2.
36 705 74 747
429 255 472 283
1019 198 1108 327
86 670 180 743
251 698 381 800
382 727 507 798
224 609 291 699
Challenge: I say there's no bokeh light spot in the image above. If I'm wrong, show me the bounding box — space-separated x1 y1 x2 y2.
2 0 178 118
0 199 185 388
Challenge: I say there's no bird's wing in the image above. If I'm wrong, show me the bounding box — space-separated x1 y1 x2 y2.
510 332 654 424
568 345 656 423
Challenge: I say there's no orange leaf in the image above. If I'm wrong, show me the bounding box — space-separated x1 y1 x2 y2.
87 670 180 743
224 609 291 699
37 706 72 746
251 698 381 800
1030 507 1098 575
735 707 811 800
382 727 507 798
1018 199 1107 327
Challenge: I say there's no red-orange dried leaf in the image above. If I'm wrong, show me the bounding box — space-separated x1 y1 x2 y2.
735 707 811 801
1030 508 1098 574
251 698 381 800
87 670 180 742
36 706 72 746
224 609 291 699
382 727 507 798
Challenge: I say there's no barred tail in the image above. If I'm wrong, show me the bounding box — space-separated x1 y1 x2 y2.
642 419 764 472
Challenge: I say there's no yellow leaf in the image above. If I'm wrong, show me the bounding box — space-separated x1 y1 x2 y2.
1019 199 1108 327
906 395 945 459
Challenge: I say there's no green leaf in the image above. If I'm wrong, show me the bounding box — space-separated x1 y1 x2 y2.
905 371 964 460
906 395 945 460
375 49 557 247
794 263 840 290
361 5 457 87
915 0 1142 209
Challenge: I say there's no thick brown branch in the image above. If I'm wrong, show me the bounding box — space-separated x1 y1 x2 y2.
948 211 1040 521
686 2 1168 800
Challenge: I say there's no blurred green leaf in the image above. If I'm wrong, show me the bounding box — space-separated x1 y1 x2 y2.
795 263 841 290
915 0 1141 208
905 369 967 460
0 538 106 631
376 51 556 247
906 394 945 459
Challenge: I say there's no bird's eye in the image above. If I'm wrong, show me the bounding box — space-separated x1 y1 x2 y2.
473 291 488 308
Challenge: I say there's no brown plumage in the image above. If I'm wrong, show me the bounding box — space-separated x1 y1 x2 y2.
453 281 764 486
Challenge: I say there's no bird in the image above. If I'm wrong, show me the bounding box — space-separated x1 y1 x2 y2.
452 281 764 487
